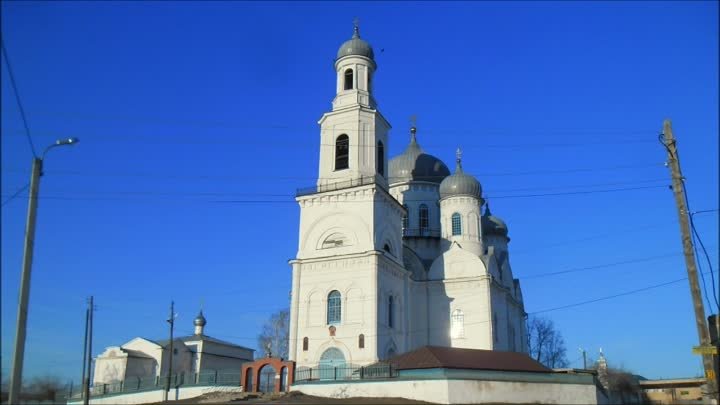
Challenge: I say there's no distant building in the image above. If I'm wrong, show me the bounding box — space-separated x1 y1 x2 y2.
639 378 705 404
288 22 526 372
93 311 254 384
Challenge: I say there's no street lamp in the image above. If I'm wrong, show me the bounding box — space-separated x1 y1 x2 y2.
8 138 79 404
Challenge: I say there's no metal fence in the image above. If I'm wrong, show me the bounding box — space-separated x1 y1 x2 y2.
294 363 397 382
66 370 241 399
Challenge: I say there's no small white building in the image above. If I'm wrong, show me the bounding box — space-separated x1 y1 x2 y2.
93 311 254 384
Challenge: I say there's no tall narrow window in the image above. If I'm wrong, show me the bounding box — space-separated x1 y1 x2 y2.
327 290 342 324
403 204 410 235
451 212 462 235
302 337 309 351
388 296 394 328
335 135 349 171
377 141 385 176
402 205 409 232
358 334 365 349
451 309 464 338
419 204 429 233
493 313 498 343
344 69 354 90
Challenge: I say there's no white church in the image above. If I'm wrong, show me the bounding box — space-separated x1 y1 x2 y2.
287 23 527 371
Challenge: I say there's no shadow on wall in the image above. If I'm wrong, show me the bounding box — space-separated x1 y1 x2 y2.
427 255 452 348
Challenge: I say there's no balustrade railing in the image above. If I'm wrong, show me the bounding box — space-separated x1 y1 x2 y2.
296 175 386 197
402 228 441 238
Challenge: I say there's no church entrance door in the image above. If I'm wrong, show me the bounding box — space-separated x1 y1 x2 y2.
318 348 345 380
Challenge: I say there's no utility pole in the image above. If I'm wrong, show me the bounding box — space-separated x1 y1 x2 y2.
661 119 717 398
164 301 175 402
83 296 94 405
80 306 89 400
8 157 42 405
8 138 78 405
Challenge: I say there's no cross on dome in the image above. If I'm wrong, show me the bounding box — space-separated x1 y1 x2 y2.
456 147 463 171
353 17 360 38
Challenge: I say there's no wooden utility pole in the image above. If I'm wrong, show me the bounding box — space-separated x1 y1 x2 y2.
80 307 89 400
164 301 175 402
83 296 94 405
661 119 717 397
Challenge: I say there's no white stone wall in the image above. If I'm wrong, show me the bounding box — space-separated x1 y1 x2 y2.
292 379 603 405
122 338 163 376
290 252 381 367
196 340 252 372
124 357 156 380
94 347 128 384
67 385 244 405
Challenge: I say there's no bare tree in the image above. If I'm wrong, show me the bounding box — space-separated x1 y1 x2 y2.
27 374 65 400
257 308 289 359
527 315 569 368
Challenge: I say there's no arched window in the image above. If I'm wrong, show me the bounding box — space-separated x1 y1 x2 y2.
451 212 462 235
419 204 429 233
383 243 392 255
344 69 354 90
327 290 341 324
402 205 409 231
451 309 464 338
377 141 384 176
335 135 349 170
358 334 365 349
302 337 309 351
388 296 394 328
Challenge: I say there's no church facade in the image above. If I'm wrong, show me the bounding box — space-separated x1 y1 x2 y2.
288 25 527 370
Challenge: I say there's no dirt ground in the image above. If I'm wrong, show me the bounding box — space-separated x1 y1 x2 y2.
147 391 436 404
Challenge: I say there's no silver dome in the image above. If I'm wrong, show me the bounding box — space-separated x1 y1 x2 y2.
194 311 206 327
388 127 450 184
337 25 375 61
481 204 508 237
439 150 482 199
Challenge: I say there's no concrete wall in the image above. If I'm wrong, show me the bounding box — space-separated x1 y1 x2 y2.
94 347 127 384
292 377 604 405
67 386 244 405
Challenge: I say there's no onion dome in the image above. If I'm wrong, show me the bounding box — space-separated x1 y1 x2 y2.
389 126 451 184
481 202 508 237
337 23 374 61
194 310 207 327
439 148 482 199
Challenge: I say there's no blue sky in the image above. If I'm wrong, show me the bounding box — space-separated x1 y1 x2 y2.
1 1 717 384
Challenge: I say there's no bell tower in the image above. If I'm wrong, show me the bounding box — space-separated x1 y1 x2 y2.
316 22 390 189
289 24 407 370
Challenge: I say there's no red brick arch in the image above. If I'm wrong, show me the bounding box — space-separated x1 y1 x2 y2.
241 357 295 393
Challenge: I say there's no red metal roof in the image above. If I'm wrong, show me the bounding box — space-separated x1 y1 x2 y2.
389 346 551 373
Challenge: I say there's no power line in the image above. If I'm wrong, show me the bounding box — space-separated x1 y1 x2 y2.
0 183 668 204
1 38 37 158
520 252 683 280
3 133 656 150
1 162 665 180
0 178 668 199
1 183 29 207
530 276 691 314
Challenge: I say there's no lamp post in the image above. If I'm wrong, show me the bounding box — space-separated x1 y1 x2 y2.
8 138 79 405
